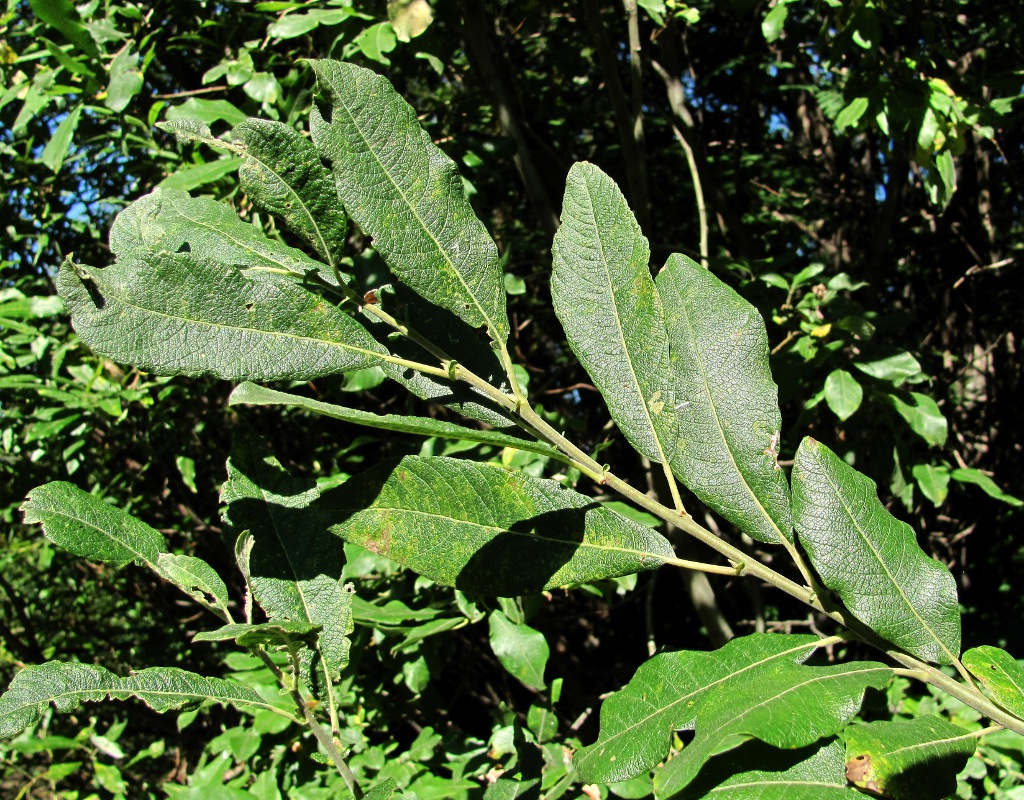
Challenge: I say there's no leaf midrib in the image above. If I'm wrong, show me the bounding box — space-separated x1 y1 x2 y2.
578 173 670 467
813 448 955 662
669 272 783 543
323 67 498 337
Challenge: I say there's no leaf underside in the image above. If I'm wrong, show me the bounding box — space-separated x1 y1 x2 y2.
792 437 961 664
321 455 675 596
308 59 508 343
551 161 677 466
0 662 279 739
657 253 793 544
58 252 384 381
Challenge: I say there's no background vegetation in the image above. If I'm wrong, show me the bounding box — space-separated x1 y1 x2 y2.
2 0 1021 796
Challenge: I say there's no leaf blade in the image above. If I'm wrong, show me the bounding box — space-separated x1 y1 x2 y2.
322 455 676 596
308 60 508 342
551 162 676 466
222 428 353 687
962 646 1024 718
0 662 284 739
792 437 961 663
229 119 348 270
657 254 793 544
58 253 385 381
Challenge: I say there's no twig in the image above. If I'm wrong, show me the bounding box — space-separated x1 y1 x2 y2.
952 257 1015 289
152 85 229 100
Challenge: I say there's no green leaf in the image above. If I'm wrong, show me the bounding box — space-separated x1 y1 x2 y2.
761 1 789 43
322 455 676 596
308 60 508 343
912 463 950 506
267 8 356 39
949 467 1023 507
676 738 859 799
157 157 243 191
0 662 285 739
576 634 855 784
488 610 548 691
363 779 399 800
108 189 326 279
350 22 398 65
156 554 231 617
57 253 385 381
792 438 961 664
228 382 562 461
887 391 948 447
21 482 165 569
39 103 82 173
657 253 793 544
222 427 353 688
194 621 321 651
229 119 348 271
551 162 676 468
835 97 869 130
388 0 434 42
653 658 890 797
852 351 923 385
165 98 247 128
29 0 100 59
962 646 1024 718
105 46 144 113
823 369 863 421
844 716 976 800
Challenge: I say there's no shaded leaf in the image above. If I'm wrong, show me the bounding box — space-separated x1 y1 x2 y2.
823 369 863 421
229 119 348 270
844 716 976 800
57 252 385 381
22 482 165 569
222 427 353 688
657 253 793 544
322 455 675 596
950 468 1022 507
156 554 230 617
962 646 1024 719
105 46 144 113
0 662 284 739
887 391 948 447
28 0 100 59
194 621 321 651
551 162 676 467
308 60 508 343
792 438 960 664
677 738 860 799
489 610 548 691
228 382 559 460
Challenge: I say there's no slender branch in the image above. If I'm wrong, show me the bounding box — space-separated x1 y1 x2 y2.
651 59 709 267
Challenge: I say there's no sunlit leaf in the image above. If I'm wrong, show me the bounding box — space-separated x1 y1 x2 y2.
657 253 793 544
844 716 976 800
792 438 961 664
308 60 508 343
58 253 385 381
322 455 676 596
0 662 285 738
962 646 1024 719
950 468 1022 507
488 610 548 691
823 369 863 421
887 391 948 447
552 162 677 468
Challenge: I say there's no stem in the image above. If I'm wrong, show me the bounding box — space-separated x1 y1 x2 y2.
252 648 360 794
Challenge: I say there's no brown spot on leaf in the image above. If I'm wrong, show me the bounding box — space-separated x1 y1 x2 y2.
846 753 883 795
